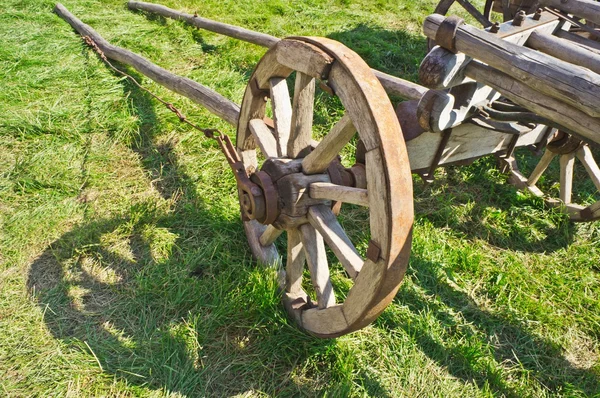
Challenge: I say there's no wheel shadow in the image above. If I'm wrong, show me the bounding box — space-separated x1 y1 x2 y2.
378 255 600 397
26 52 339 396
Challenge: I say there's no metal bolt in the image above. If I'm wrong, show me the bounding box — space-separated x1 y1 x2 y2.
513 10 526 26
490 22 500 33
533 8 543 20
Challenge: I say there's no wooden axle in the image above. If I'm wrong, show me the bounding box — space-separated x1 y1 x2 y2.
127 0 428 102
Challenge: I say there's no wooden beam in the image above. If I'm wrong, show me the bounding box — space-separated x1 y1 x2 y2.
423 13 600 118
127 0 428 100
541 0 600 26
527 31 600 76
55 3 240 126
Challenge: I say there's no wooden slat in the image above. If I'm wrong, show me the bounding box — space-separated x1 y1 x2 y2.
559 152 576 204
309 182 369 207
269 77 292 157
248 119 278 158
307 205 363 279
527 149 557 186
299 223 335 309
286 228 305 295
288 72 315 158
301 114 355 174
576 145 600 192
259 225 283 246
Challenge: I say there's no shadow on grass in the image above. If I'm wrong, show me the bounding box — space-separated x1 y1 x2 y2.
25 53 341 395
378 255 600 397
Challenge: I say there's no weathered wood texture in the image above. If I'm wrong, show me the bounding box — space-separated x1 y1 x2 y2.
128 1 279 47
55 3 240 126
527 32 600 75
423 14 600 118
464 61 600 144
541 0 600 26
127 0 428 101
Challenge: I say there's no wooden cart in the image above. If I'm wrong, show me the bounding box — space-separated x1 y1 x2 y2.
55 0 600 337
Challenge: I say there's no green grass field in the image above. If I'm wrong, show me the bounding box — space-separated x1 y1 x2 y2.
1 0 599 396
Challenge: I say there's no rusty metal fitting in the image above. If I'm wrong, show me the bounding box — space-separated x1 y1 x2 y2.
513 10 526 26
489 22 500 33
546 132 584 155
435 16 464 53
533 8 543 20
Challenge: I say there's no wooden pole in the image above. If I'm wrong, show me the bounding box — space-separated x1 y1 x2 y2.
127 0 428 101
423 13 600 118
465 61 600 144
54 3 240 126
527 31 600 75
541 0 600 26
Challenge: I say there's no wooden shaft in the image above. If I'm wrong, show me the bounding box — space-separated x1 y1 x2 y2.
423 14 600 118
127 0 428 101
541 0 600 26
128 1 280 48
554 29 600 56
465 61 600 144
55 3 240 126
527 31 600 75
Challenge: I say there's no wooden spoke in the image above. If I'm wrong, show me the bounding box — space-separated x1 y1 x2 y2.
559 152 576 204
259 225 283 246
299 223 335 309
527 149 557 186
307 205 363 279
248 119 278 158
286 228 305 296
309 182 369 207
288 72 316 158
576 145 600 192
269 77 292 157
301 114 356 174
457 0 493 27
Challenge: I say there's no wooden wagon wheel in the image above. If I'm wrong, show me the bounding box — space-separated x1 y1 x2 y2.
507 131 600 222
235 37 414 337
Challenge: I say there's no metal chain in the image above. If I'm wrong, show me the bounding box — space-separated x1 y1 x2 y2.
82 36 222 140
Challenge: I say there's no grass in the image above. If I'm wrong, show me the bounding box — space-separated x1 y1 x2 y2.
1 0 599 396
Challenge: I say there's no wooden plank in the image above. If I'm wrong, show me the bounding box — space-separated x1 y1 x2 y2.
309 182 369 207
286 228 305 295
269 77 292 157
576 145 600 191
259 225 283 246
406 123 549 171
299 224 335 309
248 119 278 158
288 72 315 158
560 152 576 203
423 13 600 118
55 3 240 126
301 114 355 174
307 205 363 279
371 69 427 100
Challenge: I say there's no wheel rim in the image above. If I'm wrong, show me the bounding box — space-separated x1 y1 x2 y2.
236 37 414 337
